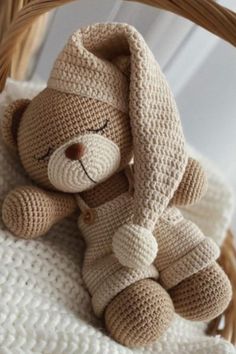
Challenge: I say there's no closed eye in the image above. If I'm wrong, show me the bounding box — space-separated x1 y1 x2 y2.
34 147 54 162
87 120 108 133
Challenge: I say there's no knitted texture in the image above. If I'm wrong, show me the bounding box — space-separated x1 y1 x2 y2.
48 133 121 193
171 157 208 206
15 88 132 189
81 170 130 208
154 208 220 289
181 147 235 246
113 223 158 269
170 263 232 321
78 192 158 317
77 190 220 315
160 238 219 289
0 26 231 344
0 21 232 345
0 98 30 150
105 279 174 347
48 22 188 231
2 185 77 238
0 80 235 354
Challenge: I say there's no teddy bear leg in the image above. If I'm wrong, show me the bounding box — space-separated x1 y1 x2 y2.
155 208 232 321
169 262 232 321
104 278 174 347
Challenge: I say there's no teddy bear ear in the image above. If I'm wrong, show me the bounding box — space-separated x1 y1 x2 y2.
1 99 31 151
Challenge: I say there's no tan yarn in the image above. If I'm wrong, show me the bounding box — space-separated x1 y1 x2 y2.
48 23 188 232
0 22 232 347
81 171 130 208
2 157 220 319
46 23 189 270
0 0 235 345
170 262 232 321
1 156 207 241
76 184 219 316
2 185 77 238
79 192 158 317
171 157 208 206
1 98 30 151
105 279 174 347
154 207 220 289
10 88 132 189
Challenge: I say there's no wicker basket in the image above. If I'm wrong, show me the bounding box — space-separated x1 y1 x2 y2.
0 1 49 80
0 0 235 345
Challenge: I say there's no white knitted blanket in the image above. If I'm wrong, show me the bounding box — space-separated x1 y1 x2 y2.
0 80 235 354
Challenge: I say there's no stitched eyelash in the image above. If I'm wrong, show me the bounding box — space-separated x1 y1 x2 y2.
34 120 108 162
87 120 108 133
35 147 54 162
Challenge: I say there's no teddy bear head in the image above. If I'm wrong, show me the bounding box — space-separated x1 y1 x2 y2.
1 23 188 234
1 87 133 192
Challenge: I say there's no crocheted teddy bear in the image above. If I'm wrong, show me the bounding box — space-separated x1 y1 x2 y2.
1 23 232 347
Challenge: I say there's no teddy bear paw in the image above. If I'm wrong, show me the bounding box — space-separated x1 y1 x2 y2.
105 279 174 346
169 262 232 321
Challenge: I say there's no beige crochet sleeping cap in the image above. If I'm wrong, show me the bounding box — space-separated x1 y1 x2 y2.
48 23 188 231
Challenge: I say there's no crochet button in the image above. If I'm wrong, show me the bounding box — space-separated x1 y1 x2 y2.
83 209 96 225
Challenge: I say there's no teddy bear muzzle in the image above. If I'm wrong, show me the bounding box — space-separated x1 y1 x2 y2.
47 134 121 193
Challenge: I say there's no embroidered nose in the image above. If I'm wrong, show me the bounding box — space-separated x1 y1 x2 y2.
65 143 85 160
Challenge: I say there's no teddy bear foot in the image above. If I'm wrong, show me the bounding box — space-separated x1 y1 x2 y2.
169 262 232 321
104 278 174 347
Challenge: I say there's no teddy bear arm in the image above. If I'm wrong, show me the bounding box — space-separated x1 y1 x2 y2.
170 157 208 206
2 185 77 239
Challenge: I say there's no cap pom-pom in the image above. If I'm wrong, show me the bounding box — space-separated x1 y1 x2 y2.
112 223 158 269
